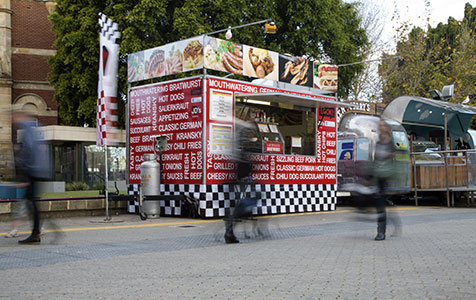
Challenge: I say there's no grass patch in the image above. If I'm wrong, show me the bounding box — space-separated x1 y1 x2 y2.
38 190 104 199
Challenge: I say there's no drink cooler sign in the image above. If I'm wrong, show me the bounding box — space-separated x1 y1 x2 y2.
128 78 203 185
205 78 337 185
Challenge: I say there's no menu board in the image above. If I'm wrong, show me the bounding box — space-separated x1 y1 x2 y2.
128 77 203 184
209 89 233 121
209 123 233 154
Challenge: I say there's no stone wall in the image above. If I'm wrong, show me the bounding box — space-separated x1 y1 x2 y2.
0 0 13 179
0 198 130 221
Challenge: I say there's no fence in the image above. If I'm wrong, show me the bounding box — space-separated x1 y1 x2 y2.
410 149 476 206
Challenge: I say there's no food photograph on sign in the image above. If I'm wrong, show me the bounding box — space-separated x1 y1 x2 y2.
182 37 204 70
145 47 166 79
204 37 243 75
313 62 338 92
243 45 278 81
279 54 312 87
164 43 183 75
127 51 145 82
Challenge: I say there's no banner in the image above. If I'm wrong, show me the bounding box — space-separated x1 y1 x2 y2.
97 13 120 146
128 36 204 82
128 35 338 92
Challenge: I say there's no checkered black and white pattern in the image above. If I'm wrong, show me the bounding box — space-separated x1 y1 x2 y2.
127 184 183 216
128 184 336 218
127 184 140 214
96 90 107 146
98 13 120 43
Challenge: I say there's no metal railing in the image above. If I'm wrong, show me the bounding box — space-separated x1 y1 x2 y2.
410 149 476 206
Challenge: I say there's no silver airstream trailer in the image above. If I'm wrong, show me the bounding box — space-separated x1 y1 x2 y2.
337 114 412 196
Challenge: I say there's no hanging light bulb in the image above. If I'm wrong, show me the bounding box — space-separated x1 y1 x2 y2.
225 26 232 40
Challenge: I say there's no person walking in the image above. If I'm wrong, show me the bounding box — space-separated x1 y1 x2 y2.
12 106 51 244
373 119 395 241
224 120 255 244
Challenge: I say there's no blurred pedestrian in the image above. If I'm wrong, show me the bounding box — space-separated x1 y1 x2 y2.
4 195 28 238
11 105 51 244
224 120 255 244
373 119 399 241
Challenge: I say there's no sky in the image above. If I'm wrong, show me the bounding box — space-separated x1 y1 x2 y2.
381 0 474 44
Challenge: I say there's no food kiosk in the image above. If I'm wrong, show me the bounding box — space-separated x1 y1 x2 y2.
126 35 351 217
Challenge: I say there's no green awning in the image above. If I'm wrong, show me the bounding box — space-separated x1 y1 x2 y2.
382 96 476 138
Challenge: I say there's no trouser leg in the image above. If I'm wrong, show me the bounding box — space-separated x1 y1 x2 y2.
225 217 235 237
376 179 387 234
26 176 40 235
376 199 386 234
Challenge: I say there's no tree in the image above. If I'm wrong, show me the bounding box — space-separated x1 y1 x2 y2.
49 0 173 127
379 3 476 104
346 0 387 101
49 0 368 127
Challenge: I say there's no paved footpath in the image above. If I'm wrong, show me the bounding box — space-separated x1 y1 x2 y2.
0 206 476 300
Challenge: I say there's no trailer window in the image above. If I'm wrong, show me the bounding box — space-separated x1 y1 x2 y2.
356 138 370 161
393 131 409 151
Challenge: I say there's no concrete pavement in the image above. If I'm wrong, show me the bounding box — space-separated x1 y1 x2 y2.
0 206 475 299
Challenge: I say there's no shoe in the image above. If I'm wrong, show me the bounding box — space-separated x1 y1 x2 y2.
5 229 19 238
225 236 239 244
18 234 41 244
374 233 385 241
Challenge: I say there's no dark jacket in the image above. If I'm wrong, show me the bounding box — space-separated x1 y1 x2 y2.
16 120 51 179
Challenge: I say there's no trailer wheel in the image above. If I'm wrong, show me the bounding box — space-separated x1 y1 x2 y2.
140 212 147 220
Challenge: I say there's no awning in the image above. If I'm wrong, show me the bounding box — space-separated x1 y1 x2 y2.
234 92 354 109
382 96 476 137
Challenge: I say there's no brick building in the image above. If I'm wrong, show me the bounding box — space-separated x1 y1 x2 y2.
0 0 58 179
11 0 57 125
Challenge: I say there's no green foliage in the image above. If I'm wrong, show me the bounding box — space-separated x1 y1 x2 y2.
93 182 105 191
379 3 476 106
65 181 90 191
49 0 369 126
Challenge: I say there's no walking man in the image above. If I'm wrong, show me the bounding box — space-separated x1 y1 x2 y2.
12 106 51 244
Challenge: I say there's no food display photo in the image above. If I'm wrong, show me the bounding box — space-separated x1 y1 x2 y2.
145 48 166 79
204 37 226 72
165 44 183 75
243 45 278 81
313 62 338 92
182 38 204 70
203 37 243 75
127 51 145 82
279 55 312 87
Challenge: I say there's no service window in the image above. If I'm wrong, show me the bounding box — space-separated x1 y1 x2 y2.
235 102 316 155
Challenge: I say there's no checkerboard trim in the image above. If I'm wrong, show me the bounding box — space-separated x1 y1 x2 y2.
128 184 336 218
